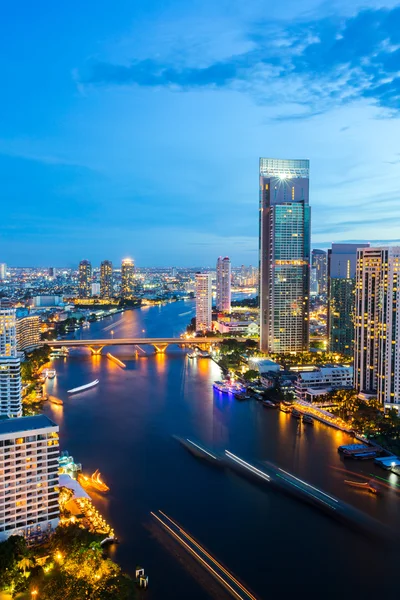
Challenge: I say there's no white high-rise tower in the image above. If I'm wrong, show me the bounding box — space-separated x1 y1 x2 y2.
0 302 22 417
195 273 212 332
216 257 231 313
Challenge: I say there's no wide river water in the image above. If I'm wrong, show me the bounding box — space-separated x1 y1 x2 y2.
44 300 399 599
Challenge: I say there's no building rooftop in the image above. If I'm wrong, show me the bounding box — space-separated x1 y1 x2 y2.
0 415 57 436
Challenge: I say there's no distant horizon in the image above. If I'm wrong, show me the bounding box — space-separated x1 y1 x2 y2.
4 239 400 270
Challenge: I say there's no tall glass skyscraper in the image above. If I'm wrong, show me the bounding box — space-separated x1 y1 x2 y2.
327 243 369 356
259 158 311 353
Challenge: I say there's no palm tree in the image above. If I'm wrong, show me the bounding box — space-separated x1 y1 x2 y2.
18 556 35 578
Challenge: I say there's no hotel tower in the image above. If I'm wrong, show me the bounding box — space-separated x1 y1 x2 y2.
354 246 400 410
259 158 311 353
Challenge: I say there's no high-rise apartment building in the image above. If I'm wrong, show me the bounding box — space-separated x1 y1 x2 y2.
0 415 60 542
121 258 135 298
354 247 400 410
195 273 212 332
259 158 311 353
311 249 327 294
0 264 6 280
328 243 369 356
78 260 92 298
100 260 113 298
16 316 40 352
216 257 231 313
0 306 22 417
310 267 318 296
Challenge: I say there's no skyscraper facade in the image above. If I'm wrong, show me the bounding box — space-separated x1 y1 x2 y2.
195 273 212 332
216 256 231 313
78 260 92 298
0 263 7 280
327 243 369 356
0 415 60 542
121 258 135 297
354 246 400 410
0 306 22 417
259 158 311 353
100 260 113 298
16 316 40 352
311 249 327 294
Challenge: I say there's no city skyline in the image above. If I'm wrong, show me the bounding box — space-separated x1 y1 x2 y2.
1 2 400 265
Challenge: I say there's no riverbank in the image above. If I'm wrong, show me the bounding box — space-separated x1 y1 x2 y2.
41 301 400 600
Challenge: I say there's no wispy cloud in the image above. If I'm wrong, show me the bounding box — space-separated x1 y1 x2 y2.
79 6 400 115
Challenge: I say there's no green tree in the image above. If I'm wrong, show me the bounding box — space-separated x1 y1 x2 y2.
18 556 35 578
243 369 259 382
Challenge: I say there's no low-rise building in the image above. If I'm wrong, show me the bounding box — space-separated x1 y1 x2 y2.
0 415 60 542
295 365 353 402
248 358 281 374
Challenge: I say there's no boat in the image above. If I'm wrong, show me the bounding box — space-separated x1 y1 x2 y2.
280 403 292 413
213 380 246 395
213 381 230 393
262 400 277 408
188 352 197 359
302 414 314 425
344 479 380 494
49 397 63 406
67 379 99 394
47 369 56 379
78 469 110 493
174 436 223 465
291 408 302 419
235 393 251 401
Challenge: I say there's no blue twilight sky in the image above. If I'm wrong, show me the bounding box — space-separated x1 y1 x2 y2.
1 0 400 267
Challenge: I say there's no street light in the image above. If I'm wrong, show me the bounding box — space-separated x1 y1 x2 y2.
110 330 114 339
31 590 38 598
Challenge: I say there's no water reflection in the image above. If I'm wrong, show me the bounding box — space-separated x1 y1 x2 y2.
43 301 400 600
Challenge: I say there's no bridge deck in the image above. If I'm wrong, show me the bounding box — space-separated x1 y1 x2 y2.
41 337 243 347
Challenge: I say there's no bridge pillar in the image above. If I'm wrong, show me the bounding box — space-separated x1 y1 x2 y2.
153 344 168 354
89 346 105 355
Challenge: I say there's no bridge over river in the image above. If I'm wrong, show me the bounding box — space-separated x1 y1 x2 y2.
40 337 244 355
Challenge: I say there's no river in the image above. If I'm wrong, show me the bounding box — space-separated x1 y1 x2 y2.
43 300 399 599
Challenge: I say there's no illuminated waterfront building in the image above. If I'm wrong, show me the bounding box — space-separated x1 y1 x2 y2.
216 257 231 313
0 415 60 542
328 243 369 356
16 316 40 352
121 258 135 298
311 249 327 294
259 158 311 352
354 247 400 410
100 260 113 298
195 273 212 332
78 260 92 298
0 305 22 417
295 365 353 402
